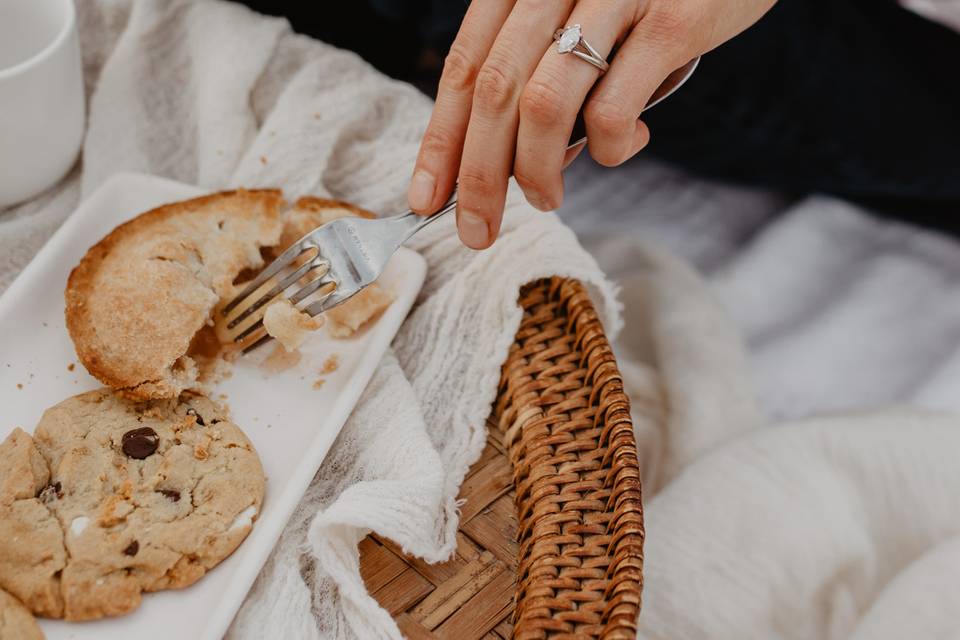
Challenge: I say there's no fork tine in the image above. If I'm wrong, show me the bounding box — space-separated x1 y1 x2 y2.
304 288 356 318
233 317 265 344
237 278 338 353
221 241 316 316
288 275 336 306
226 259 327 330
241 333 274 355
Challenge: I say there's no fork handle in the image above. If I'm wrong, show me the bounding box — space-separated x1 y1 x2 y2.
386 189 459 242
384 112 596 241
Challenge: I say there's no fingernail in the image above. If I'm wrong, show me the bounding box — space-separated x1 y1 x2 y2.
408 170 436 211
458 210 490 249
525 191 552 211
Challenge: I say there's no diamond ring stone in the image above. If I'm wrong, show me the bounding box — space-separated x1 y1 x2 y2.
556 24 583 53
553 24 610 73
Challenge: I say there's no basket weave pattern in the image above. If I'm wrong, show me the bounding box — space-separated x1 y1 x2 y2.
360 277 644 638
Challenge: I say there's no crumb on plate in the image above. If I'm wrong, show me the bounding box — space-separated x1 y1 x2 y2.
261 343 303 373
321 354 339 375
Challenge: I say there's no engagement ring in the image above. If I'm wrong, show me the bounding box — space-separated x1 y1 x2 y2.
554 24 609 74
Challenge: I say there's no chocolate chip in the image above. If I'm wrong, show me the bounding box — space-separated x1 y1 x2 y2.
157 489 181 502
123 540 139 556
186 407 205 426
121 427 159 459
37 481 63 503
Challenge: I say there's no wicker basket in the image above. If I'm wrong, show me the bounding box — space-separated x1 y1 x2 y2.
360 277 644 639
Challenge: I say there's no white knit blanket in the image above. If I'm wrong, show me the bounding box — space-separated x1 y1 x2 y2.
2 1 959 639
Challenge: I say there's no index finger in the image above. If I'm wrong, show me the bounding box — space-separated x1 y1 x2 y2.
407 0 516 215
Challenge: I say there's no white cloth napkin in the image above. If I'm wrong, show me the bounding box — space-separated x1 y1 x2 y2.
0 1 619 637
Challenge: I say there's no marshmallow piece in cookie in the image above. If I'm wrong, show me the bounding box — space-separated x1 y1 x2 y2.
263 299 323 352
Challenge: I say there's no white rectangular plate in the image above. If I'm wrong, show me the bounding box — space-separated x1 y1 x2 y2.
0 172 426 639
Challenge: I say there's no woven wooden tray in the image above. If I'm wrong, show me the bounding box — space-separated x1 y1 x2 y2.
360 277 644 639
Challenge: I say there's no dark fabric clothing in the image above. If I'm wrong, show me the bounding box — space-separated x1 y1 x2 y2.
368 0 467 48
641 0 960 233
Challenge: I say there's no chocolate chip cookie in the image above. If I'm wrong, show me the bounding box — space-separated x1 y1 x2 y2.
0 588 43 640
65 190 285 400
0 389 265 621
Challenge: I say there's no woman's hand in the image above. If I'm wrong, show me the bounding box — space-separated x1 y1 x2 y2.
407 0 776 249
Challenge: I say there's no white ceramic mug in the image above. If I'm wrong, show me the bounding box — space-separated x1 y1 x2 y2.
0 0 84 208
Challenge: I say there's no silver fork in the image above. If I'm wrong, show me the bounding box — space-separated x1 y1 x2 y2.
222 57 700 353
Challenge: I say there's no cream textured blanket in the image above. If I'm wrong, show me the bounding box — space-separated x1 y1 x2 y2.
560 160 960 640
3 1 960 639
